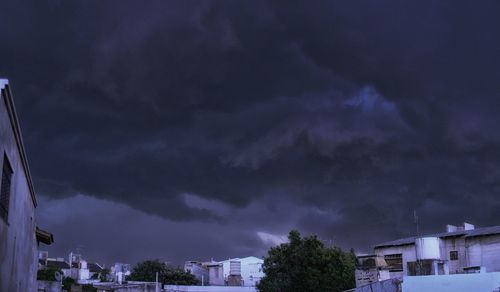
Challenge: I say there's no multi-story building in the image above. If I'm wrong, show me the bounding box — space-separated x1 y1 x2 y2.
200 256 265 287
0 79 53 291
371 222 500 280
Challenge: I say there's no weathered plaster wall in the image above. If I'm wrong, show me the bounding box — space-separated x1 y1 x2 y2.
440 236 467 273
374 245 416 278
465 234 500 272
0 84 38 292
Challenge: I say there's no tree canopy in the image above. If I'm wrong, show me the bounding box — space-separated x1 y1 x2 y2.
37 267 62 281
128 259 199 285
257 230 356 292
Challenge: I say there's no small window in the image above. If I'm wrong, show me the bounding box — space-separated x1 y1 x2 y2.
450 251 458 261
384 254 403 272
0 154 13 223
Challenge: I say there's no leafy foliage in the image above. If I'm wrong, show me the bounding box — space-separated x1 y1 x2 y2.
99 268 111 282
128 259 199 285
37 267 62 281
257 230 356 292
62 277 75 291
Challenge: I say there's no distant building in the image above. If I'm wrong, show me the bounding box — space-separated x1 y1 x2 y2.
207 262 225 286
68 252 104 284
185 261 210 285
89 262 105 279
195 256 264 287
110 262 132 284
38 251 72 278
219 257 264 287
357 222 500 288
38 251 104 284
0 79 53 292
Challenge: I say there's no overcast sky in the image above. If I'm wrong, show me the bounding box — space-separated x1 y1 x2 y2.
2 1 500 267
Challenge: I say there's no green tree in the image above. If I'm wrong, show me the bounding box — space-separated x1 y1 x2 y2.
128 260 199 285
257 230 356 292
37 267 62 281
99 268 110 282
62 277 75 291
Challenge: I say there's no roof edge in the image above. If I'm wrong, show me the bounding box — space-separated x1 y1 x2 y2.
1 81 37 207
374 242 415 249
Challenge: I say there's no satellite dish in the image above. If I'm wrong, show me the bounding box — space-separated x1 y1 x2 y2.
54 271 62 282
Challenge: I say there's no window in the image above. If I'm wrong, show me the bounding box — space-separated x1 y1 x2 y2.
450 251 458 261
384 254 403 272
0 154 13 223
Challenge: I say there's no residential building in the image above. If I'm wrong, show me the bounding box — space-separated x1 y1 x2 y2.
219 257 264 287
370 222 500 280
0 79 53 292
202 256 264 287
38 251 104 284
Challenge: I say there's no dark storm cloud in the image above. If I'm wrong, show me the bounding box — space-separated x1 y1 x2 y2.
2 0 500 263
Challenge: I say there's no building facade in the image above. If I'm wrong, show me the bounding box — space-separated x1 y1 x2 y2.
0 79 52 291
219 257 264 287
372 222 500 280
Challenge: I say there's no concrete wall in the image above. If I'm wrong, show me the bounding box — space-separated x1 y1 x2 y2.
208 265 224 286
354 278 401 292
402 272 500 292
0 82 38 292
165 285 257 292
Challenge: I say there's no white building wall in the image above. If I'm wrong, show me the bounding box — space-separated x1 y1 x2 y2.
440 237 467 274
374 245 416 278
219 257 264 287
465 234 500 272
239 257 264 287
165 286 257 292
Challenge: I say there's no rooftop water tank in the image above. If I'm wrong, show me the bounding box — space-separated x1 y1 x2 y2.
229 260 241 276
415 237 441 260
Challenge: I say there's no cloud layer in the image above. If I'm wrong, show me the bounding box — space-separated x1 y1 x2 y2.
1 1 500 264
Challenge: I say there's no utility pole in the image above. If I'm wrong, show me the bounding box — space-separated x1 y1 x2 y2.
414 210 419 237
156 271 159 292
414 209 421 274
